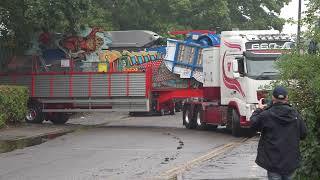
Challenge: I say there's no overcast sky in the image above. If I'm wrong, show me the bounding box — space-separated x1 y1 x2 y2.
280 0 308 34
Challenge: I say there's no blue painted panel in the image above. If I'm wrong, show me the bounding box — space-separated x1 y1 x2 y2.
137 56 143 64
143 56 149 62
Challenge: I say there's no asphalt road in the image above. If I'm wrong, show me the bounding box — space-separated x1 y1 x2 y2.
0 112 245 180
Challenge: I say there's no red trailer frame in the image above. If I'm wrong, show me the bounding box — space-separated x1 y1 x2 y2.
152 88 203 114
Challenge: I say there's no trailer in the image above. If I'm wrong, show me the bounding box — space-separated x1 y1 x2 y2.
0 28 206 123
0 54 149 122
165 30 294 136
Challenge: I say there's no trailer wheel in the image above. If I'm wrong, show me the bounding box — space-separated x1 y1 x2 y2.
228 108 242 137
195 107 207 130
50 113 70 124
183 106 196 129
25 103 45 124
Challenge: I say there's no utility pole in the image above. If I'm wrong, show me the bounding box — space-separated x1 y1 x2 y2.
297 0 302 46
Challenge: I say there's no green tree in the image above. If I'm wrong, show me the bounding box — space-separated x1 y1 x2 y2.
277 54 320 180
100 0 289 33
168 0 231 31
1 0 291 50
227 0 290 31
101 0 175 33
0 0 112 50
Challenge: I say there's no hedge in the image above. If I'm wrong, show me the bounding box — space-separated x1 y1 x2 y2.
277 53 320 179
0 86 29 128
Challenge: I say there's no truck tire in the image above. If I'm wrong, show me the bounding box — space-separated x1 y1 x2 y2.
195 107 207 130
183 106 196 129
169 108 175 115
25 103 45 124
160 109 165 116
228 108 242 137
175 102 182 112
50 113 70 124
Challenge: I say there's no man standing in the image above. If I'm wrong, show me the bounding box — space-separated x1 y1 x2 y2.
250 86 307 180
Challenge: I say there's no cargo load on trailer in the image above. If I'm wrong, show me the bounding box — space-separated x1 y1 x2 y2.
0 27 204 124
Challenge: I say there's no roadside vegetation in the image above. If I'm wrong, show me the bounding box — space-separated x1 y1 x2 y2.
278 53 320 179
0 86 29 128
276 1 320 178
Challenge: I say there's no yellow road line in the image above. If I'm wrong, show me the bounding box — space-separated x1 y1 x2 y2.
153 138 249 180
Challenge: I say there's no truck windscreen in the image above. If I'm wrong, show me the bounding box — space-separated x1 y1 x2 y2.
246 57 279 80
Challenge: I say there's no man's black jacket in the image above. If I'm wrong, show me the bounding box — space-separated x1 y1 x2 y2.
250 103 307 175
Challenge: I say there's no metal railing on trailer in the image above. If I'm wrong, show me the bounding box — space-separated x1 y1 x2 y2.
0 59 153 113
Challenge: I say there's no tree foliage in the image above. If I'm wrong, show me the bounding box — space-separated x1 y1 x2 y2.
1 0 290 49
227 0 290 30
277 53 320 180
100 0 290 33
0 0 112 48
0 86 29 127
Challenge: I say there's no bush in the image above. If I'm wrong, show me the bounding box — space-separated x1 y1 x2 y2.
276 53 320 179
0 86 29 128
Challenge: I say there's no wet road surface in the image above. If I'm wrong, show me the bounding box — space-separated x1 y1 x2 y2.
0 112 264 180
181 137 267 180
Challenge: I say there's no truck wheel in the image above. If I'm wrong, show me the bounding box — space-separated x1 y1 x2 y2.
195 107 207 130
50 113 70 124
175 102 182 112
169 108 175 115
25 103 45 124
160 109 165 116
228 108 242 137
183 106 196 129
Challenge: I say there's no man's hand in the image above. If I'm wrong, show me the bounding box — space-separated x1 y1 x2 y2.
258 98 267 109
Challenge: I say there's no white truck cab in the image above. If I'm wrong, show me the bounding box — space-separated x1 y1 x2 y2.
220 30 293 122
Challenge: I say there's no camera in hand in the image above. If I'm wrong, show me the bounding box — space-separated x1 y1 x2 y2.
261 98 271 105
